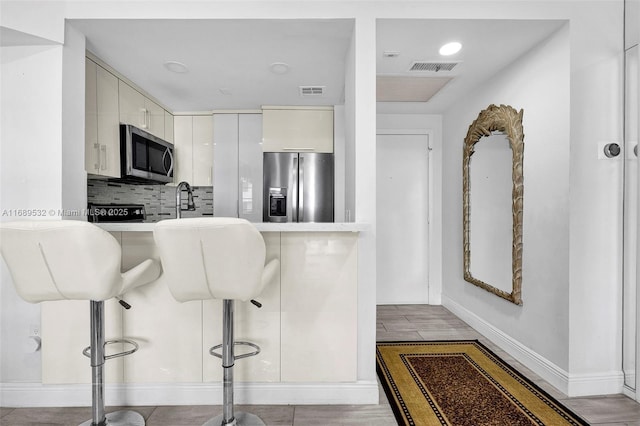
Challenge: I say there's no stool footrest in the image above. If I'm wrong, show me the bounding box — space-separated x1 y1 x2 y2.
209 341 261 360
83 339 139 360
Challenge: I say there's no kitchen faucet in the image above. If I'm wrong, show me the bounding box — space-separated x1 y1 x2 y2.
176 181 196 219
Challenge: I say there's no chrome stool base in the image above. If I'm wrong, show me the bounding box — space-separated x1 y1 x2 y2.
79 410 145 426
204 412 266 426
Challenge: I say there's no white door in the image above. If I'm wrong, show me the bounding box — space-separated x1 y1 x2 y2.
376 133 430 304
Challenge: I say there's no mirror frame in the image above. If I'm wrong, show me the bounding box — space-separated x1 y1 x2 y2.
463 104 524 305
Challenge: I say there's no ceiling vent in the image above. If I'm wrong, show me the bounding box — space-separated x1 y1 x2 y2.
299 86 325 97
409 61 459 72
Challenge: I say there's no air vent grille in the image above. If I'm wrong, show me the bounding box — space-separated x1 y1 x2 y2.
299 86 325 96
409 62 459 72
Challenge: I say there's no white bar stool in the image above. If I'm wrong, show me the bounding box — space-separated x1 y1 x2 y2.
153 218 279 426
0 220 162 426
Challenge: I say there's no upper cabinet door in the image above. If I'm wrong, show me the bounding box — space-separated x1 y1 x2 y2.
164 111 174 143
118 81 165 139
173 115 194 184
262 108 334 153
96 66 120 178
85 59 120 178
145 98 165 139
85 59 99 174
119 81 147 130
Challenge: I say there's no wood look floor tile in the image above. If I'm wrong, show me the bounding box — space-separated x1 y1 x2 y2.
0 407 15 418
0 406 156 426
376 330 423 341
293 404 395 425
146 405 216 425
146 405 294 425
561 395 640 424
0 407 92 425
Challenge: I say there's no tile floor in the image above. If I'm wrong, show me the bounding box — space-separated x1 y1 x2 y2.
1 305 640 425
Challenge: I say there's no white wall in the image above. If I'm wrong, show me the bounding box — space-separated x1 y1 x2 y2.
443 22 571 373
568 6 625 394
1 43 65 382
443 5 625 395
0 1 65 44
352 17 378 383
61 23 88 217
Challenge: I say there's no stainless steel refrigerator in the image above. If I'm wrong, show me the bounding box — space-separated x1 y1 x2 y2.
263 152 334 222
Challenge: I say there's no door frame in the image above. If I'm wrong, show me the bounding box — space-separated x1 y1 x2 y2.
376 129 441 304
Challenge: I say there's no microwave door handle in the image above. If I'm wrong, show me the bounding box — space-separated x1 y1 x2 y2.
163 148 174 176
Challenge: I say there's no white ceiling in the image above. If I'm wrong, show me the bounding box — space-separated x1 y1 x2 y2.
70 18 565 114
377 19 566 114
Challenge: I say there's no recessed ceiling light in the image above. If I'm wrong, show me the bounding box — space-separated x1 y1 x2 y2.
163 61 189 73
439 42 462 56
269 62 290 75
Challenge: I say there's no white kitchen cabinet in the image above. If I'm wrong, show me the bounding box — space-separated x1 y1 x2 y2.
164 110 174 143
213 114 238 217
40 230 359 387
41 232 123 384
193 115 214 186
262 108 334 153
85 59 97 174
173 115 193 184
120 232 203 383
85 59 120 178
119 81 165 139
203 232 281 382
213 113 263 221
280 232 358 382
42 300 124 384
173 115 213 186
238 114 264 222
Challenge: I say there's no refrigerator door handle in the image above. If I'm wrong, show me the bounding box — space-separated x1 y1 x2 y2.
299 156 304 222
292 156 299 222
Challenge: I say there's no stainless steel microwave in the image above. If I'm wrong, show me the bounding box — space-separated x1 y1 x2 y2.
120 124 174 184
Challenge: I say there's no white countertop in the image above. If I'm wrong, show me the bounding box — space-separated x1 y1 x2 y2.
97 222 368 233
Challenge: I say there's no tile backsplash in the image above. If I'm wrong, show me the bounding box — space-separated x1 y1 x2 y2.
87 179 213 222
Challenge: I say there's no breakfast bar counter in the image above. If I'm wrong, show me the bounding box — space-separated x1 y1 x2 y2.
40 221 373 406
96 221 368 233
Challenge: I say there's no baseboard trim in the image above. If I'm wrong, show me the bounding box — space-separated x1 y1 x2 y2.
442 295 623 397
0 381 379 407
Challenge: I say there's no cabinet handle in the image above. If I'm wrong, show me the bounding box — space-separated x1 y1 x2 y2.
283 147 315 151
100 145 107 170
94 143 100 171
140 108 148 129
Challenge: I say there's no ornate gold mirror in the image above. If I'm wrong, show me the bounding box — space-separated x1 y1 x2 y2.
463 104 524 305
